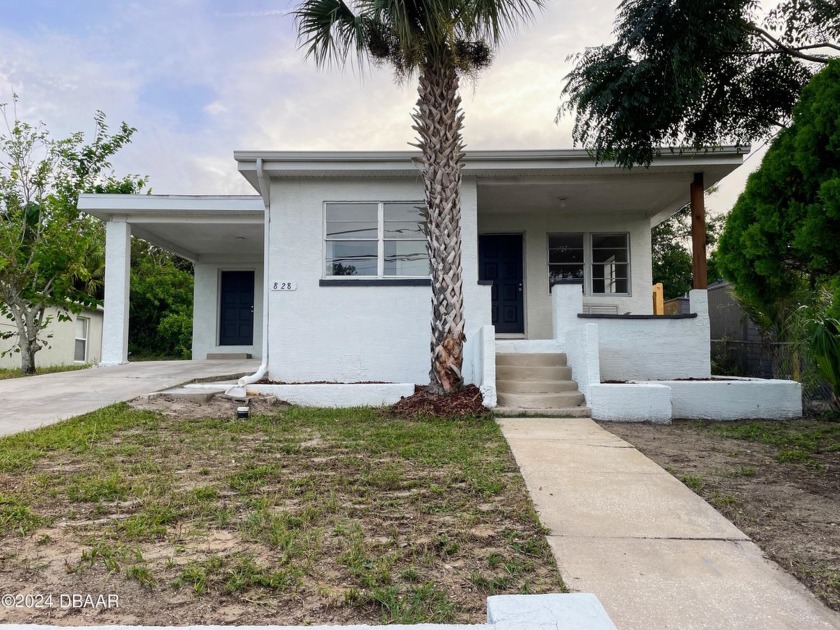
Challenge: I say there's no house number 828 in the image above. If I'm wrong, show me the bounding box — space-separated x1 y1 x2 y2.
272 282 296 291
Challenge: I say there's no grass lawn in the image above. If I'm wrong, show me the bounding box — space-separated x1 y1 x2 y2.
0 364 90 380
603 415 840 612
0 403 563 625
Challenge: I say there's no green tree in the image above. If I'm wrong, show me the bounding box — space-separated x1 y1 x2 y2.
717 59 840 402
295 0 542 394
717 59 840 316
0 98 144 373
559 0 838 167
652 205 724 299
129 240 194 360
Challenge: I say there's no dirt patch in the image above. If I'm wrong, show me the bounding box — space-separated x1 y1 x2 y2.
390 385 489 419
0 400 561 625
600 417 840 611
129 393 289 420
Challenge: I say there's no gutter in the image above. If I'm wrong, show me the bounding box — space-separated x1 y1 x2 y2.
236 158 271 388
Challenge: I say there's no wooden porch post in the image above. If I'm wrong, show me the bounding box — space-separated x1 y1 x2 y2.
690 172 707 290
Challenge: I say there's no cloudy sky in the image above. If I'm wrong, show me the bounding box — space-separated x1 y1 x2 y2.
0 0 765 212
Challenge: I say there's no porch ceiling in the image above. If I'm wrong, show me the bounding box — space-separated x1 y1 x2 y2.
476 167 732 220
78 194 265 263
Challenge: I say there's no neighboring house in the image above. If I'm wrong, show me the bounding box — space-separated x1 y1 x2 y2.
77 148 803 420
0 306 103 369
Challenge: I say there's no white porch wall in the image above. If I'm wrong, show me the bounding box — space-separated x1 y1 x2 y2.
478 212 653 338
192 263 264 360
266 177 489 384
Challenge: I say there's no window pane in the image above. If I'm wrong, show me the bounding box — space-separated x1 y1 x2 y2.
593 277 629 294
592 263 628 280
384 221 425 240
592 248 628 264
592 233 627 249
326 203 378 239
549 264 584 285
549 233 584 249
549 248 584 264
326 241 378 276
75 317 88 339
384 203 425 222
384 203 425 239
74 339 86 362
384 240 428 276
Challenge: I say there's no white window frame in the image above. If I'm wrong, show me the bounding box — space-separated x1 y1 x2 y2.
74 316 89 363
323 201 428 279
547 232 632 296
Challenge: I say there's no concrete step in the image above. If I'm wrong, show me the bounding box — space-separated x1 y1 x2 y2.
494 406 592 418
496 365 573 382
206 352 252 360
496 353 567 367
497 391 586 409
496 379 579 394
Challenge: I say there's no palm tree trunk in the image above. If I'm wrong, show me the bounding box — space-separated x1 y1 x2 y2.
412 55 466 395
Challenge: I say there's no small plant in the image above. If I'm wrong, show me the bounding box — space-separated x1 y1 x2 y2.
126 564 155 587
679 473 705 492
0 494 43 536
808 315 840 412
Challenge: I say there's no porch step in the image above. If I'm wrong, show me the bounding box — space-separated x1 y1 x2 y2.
496 379 579 394
206 352 252 360
494 352 587 417
495 406 592 418
496 352 567 367
496 365 572 382
497 391 585 409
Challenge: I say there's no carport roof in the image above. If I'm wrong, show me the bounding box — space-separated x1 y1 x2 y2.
78 194 264 263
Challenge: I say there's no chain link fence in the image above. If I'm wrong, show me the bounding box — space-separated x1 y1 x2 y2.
711 339 834 412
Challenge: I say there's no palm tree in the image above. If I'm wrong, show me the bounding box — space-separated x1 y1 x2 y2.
295 0 542 394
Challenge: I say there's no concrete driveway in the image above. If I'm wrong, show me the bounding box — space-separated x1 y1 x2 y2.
0 359 259 437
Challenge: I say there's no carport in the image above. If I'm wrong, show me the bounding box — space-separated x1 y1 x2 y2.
78 194 265 366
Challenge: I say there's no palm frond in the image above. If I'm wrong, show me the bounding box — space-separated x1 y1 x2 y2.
460 0 544 44
294 0 370 68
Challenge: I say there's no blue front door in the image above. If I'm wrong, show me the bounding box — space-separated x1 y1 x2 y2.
220 271 254 346
479 235 524 334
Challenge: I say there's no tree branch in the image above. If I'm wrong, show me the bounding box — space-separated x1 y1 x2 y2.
749 24 832 64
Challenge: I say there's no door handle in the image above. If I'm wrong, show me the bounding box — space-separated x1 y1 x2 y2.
518 283 523 292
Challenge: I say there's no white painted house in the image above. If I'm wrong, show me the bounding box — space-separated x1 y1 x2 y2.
0 306 103 369
78 149 802 421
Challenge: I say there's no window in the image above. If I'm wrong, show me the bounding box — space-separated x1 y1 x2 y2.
548 233 584 285
548 232 630 295
74 317 89 362
325 202 428 277
592 233 629 294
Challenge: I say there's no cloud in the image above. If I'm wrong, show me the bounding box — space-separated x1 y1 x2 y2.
0 0 760 211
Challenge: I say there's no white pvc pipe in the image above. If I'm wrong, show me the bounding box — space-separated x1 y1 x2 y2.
238 158 271 387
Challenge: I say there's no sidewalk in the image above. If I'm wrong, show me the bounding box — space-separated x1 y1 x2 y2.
499 418 840 630
0 359 259 437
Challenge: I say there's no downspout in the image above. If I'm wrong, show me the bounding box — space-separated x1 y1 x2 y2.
237 158 271 388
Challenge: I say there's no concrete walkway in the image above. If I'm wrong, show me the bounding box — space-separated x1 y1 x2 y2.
500 418 840 630
0 360 259 437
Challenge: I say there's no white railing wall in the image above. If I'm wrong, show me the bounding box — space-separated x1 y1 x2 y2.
552 284 711 383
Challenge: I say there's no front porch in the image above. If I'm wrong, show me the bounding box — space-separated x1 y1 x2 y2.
475 283 803 422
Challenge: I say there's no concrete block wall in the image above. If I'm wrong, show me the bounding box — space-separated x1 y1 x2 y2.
552 284 712 382
266 177 489 384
